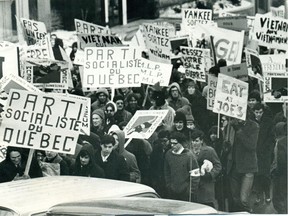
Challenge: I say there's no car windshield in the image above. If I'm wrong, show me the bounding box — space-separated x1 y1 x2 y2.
0 208 18 216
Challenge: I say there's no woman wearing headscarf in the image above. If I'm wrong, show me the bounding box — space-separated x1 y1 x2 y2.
91 109 106 138
71 143 105 178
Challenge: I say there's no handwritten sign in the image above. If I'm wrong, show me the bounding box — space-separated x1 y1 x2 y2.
0 46 20 79
20 18 47 45
252 14 288 50
83 47 142 88
143 23 175 63
207 74 218 110
24 35 54 60
219 63 248 81
180 46 210 82
182 8 213 29
259 54 287 76
263 76 288 103
78 34 123 50
0 89 85 154
123 110 168 139
213 73 248 120
74 19 110 34
139 58 172 86
245 48 263 80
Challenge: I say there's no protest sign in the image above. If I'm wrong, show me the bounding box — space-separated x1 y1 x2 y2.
0 45 20 79
22 60 69 90
143 23 175 63
207 74 218 110
0 41 15 48
74 19 110 34
83 47 142 88
245 48 263 80
73 50 85 66
0 89 85 154
0 74 40 115
259 54 287 76
180 46 210 82
139 58 172 86
20 18 47 45
123 110 168 139
219 63 249 81
263 76 288 102
24 35 54 60
213 73 248 121
193 24 244 66
182 8 213 29
78 33 123 50
271 5 285 18
169 36 189 57
216 16 248 31
252 14 288 50
130 28 146 48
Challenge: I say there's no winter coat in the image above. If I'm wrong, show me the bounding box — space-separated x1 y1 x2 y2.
43 154 70 175
164 148 200 197
167 82 190 111
231 119 259 174
95 149 130 181
114 110 133 126
195 146 222 204
72 143 105 178
254 116 275 175
113 130 141 182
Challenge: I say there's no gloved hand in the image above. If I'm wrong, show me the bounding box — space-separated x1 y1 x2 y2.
201 172 212 181
200 159 213 175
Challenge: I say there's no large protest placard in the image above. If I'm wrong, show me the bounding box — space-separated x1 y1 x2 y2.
0 89 85 154
74 19 110 34
77 33 123 50
20 18 47 45
180 46 210 82
182 8 213 30
0 45 20 79
169 36 189 58
216 15 248 31
252 14 288 50
213 73 248 121
207 74 218 110
83 47 142 88
139 58 172 86
23 35 54 60
123 110 168 139
22 60 69 90
259 54 287 76
143 23 175 63
130 28 146 48
245 48 263 80
193 24 244 66
220 63 249 81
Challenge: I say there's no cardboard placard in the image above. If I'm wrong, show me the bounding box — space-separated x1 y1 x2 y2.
245 48 263 80
182 8 213 29
263 76 288 103
219 63 249 81
0 46 20 79
74 19 110 34
0 89 85 154
259 54 287 77
207 74 218 111
77 34 123 50
213 73 248 121
20 18 47 45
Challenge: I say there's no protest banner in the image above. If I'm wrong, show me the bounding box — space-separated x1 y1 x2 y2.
74 19 110 34
252 14 288 50
182 8 213 30
0 74 41 115
263 76 288 103
83 47 142 88
24 35 54 60
219 63 249 81
20 18 47 45
213 73 249 121
207 74 218 110
0 89 85 154
142 23 175 64
0 45 20 79
22 60 69 90
0 146 6 163
139 58 172 86
216 15 248 31
193 24 244 66
77 33 123 50
180 46 210 82
123 110 168 139
245 48 263 80
259 54 287 76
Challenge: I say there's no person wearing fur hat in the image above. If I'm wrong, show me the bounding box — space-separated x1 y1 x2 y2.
71 142 105 178
104 101 117 133
91 88 110 112
91 109 106 138
167 82 190 111
149 89 175 129
113 95 133 127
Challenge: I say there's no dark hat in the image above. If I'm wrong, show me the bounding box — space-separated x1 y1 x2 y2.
174 111 187 123
248 90 261 102
151 90 166 107
113 95 124 103
92 109 105 120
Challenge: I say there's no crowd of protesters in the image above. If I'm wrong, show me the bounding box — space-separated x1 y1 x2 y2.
0 30 287 214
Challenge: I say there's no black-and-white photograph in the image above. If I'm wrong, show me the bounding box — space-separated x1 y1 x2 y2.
0 0 287 215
